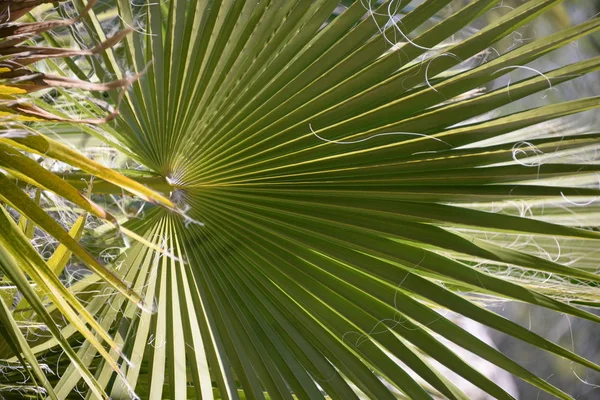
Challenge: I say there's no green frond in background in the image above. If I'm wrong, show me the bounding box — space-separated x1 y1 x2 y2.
2 0 600 398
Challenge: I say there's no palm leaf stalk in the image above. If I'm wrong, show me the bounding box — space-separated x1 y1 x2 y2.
2 0 600 398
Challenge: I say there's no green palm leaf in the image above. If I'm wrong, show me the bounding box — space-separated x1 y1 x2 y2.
3 0 600 398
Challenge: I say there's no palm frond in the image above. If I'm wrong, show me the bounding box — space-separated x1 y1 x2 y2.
3 0 600 398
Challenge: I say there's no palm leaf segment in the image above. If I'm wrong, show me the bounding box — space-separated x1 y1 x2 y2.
5 0 600 398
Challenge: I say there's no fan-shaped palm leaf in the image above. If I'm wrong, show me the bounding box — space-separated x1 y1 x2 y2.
3 0 600 399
